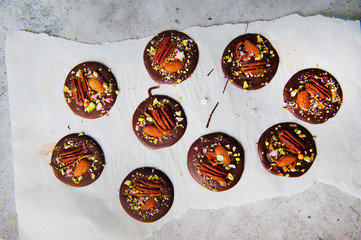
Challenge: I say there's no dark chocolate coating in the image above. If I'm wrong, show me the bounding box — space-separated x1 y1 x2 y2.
187 133 244 192
143 30 199 84
50 133 105 187
283 68 343 124
257 122 317 177
119 167 174 223
132 92 187 149
64 61 118 119
221 33 279 90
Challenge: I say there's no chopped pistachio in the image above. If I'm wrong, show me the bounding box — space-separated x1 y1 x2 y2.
291 89 298 97
243 81 249 89
75 70 82 77
96 103 102 111
153 98 159 106
87 102 96 112
63 85 70 93
257 34 263 43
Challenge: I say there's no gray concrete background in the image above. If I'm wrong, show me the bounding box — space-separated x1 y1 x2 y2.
0 0 360 239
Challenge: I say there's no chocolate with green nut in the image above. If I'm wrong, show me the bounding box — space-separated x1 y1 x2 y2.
221 33 279 90
257 122 317 177
50 133 105 187
187 133 244 192
143 30 199 85
119 167 174 223
132 86 187 149
283 68 342 124
63 61 118 119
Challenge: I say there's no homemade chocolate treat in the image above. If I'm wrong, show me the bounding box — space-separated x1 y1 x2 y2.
187 133 244 192
50 133 105 187
283 68 342 124
143 30 199 84
63 61 118 119
222 33 279 90
257 122 317 177
132 86 187 149
119 167 174 223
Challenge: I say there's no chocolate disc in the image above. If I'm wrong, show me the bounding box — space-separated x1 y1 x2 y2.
132 87 187 149
221 33 279 90
143 30 199 84
187 133 244 192
119 167 174 223
64 61 118 119
283 68 343 124
257 122 317 177
50 133 105 187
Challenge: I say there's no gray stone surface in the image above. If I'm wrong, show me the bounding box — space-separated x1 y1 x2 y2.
0 1 360 239
149 182 361 240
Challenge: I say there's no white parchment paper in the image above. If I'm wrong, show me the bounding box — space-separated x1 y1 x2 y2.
6 14 361 239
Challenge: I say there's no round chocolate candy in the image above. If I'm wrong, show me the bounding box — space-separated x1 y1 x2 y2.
283 68 342 124
50 133 105 187
132 86 187 149
64 61 118 119
119 167 174 222
187 132 244 192
258 122 317 177
143 30 199 85
221 33 279 90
